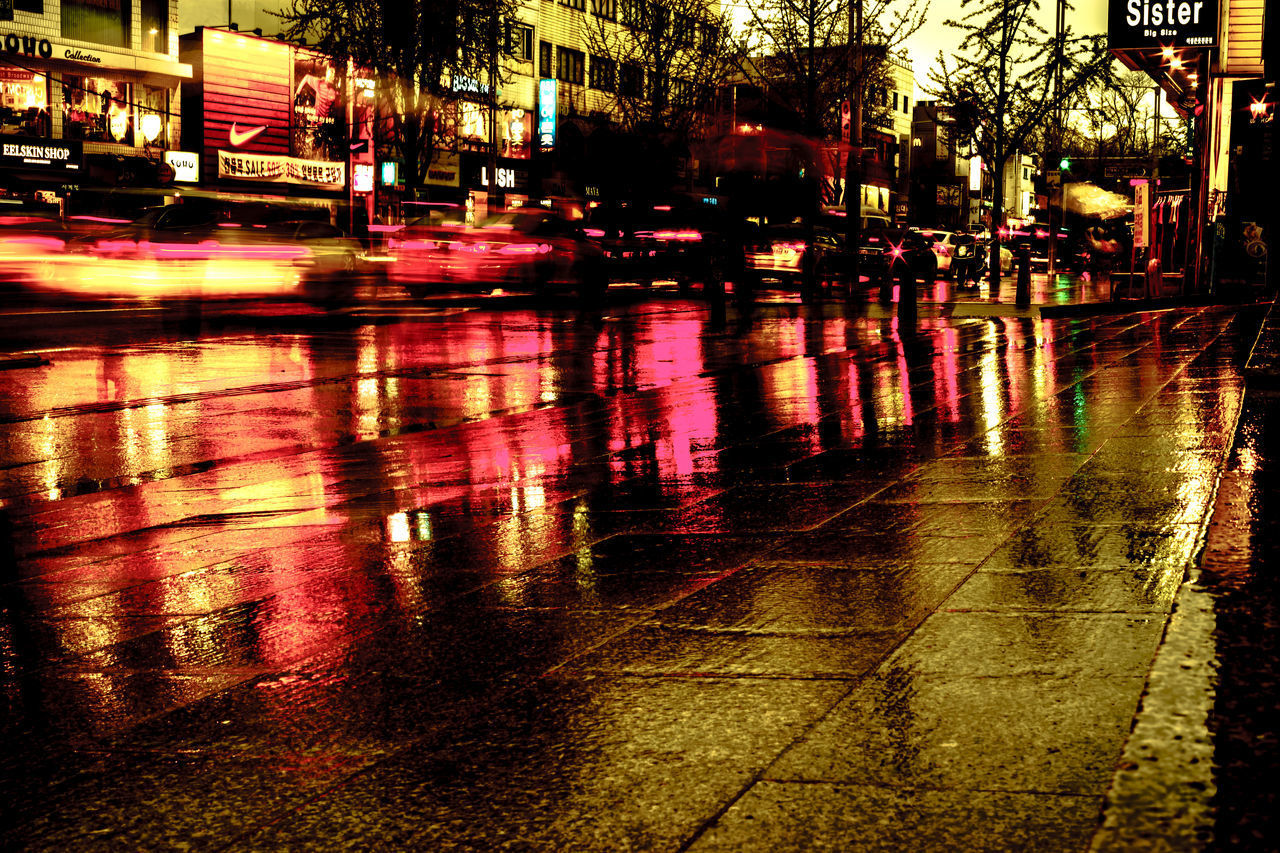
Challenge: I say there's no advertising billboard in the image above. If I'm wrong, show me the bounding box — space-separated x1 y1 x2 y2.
1108 0 1218 49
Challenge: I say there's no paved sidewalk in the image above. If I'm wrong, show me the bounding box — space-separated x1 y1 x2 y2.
0 298 1272 850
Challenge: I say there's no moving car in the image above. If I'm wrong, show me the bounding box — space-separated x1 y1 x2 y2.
390 210 605 301
584 197 728 290
743 221 850 289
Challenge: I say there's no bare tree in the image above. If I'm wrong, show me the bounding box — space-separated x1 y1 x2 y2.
927 0 1113 286
273 0 521 192
583 0 738 141
739 0 923 140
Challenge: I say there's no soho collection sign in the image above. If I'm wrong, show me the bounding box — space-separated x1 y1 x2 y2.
1108 0 1218 49
2 30 107 63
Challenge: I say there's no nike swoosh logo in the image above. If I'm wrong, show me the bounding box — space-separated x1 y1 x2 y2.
229 123 268 147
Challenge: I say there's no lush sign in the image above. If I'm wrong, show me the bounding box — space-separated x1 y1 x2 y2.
1108 0 1217 49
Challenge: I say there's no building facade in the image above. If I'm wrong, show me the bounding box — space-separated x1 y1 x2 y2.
1 0 191 210
1108 0 1275 294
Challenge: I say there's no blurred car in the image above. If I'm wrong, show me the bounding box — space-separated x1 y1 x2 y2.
860 226 939 283
0 210 70 287
390 209 604 301
819 205 892 232
584 197 728 290
743 221 851 290
266 220 365 302
50 204 314 300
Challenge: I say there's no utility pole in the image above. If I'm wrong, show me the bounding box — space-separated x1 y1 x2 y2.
844 0 863 292
488 11 501 215
1048 0 1064 274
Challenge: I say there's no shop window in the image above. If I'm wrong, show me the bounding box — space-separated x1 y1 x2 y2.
556 47 584 86
0 69 51 137
61 0 131 48
62 76 133 145
506 23 533 61
589 55 615 92
539 41 553 79
137 85 167 148
141 0 167 53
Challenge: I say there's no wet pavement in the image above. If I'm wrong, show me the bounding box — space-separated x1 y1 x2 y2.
0 286 1276 850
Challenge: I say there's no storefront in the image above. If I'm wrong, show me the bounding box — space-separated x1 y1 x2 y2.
1109 0 1275 294
1 13 191 210
177 27 374 231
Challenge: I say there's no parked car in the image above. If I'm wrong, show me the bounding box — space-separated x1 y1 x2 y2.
860 226 939 283
390 210 605 301
913 228 969 277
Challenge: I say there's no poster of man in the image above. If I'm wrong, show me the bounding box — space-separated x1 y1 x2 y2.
292 54 341 162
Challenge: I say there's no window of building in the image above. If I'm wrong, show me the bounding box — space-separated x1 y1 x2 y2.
61 0 131 48
590 55 615 92
893 92 898 111
591 0 615 19
506 23 533 60
702 23 719 48
619 63 643 98
620 0 645 28
556 47 584 85
61 76 132 144
902 95 909 114
560 0 586 10
141 0 167 53
15 0 43 12
673 14 693 46
671 77 692 106
0 69 50 137
539 41 553 78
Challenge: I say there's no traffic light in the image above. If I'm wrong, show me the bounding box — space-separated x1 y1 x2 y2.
1059 157 1071 171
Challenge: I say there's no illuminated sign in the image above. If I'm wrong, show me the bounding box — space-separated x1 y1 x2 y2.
353 163 374 193
538 78 556 151
1133 181 1149 248
424 151 460 187
217 150 345 187
0 135 81 171
380 161 398 186
164 150 199 182
1108 0 1217 49
481 166 516 189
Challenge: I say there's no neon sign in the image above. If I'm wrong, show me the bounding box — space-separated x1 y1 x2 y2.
538 78 556 152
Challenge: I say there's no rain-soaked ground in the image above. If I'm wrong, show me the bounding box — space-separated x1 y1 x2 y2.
1 286 1277 850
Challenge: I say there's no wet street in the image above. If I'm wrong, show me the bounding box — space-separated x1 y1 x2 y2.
1 292 1276 850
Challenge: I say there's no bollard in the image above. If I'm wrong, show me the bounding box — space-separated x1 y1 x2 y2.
1016 242 1031 308
897 261 917 334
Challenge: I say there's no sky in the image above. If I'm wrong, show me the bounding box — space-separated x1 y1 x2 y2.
727 0 1112 98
